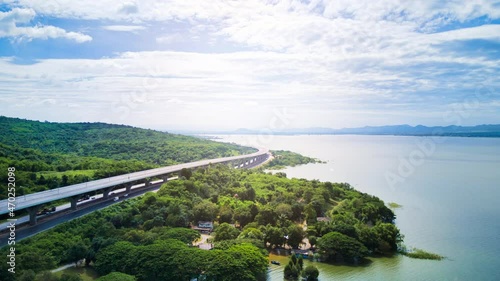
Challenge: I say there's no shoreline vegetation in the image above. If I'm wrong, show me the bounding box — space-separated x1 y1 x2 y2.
387 202 403 209
399 246 445 260
263 150 325 170
0 165 406 281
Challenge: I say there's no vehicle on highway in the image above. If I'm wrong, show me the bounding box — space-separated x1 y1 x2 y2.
78 194 91 202
36 206 56 216
113 197 119 201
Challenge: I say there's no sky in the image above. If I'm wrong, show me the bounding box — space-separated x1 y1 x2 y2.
0 0 499 131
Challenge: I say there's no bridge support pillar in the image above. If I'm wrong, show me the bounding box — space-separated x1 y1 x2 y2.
126 184 132 193
70 196 80 210
103 187 114 199
27 206 40 225
145 180 151 187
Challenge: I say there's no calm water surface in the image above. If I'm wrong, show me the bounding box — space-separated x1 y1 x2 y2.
215 135 500 281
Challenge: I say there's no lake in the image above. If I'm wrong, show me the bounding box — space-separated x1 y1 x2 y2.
214 135 500 281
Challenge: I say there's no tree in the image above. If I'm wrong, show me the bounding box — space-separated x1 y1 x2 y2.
308 236 318 248
18 250 56 273
275 203 293 220
192 200 218 222
240 186 256 201
331 223 358 239
233 205 253 227
372 223 402 251
96 272 137 281
218 205 234 224
170 248 210 281
179 168 192 180
204 250 255 281
62 174 69 186
304 204 317 225
283 255 302 280
297 255 304 270
317 232 369 263
18 270 35 281
165 202 189 227
60 273 83 281
214 223 240 241
238 227 264 240
261 225 284 248
303 265 319 281
286 224 305 249
291 203 304 221
255 206 277 226
155 227 201 244
94 241 137 276
66 241 88 265
356 224 379 251
226 244 268 278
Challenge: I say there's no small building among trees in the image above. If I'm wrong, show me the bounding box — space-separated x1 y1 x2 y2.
194 221 214 234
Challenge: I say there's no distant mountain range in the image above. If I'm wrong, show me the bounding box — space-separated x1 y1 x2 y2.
187 124 500 137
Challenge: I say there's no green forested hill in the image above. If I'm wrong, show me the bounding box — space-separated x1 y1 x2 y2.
0 116 254 163
0 116 255 197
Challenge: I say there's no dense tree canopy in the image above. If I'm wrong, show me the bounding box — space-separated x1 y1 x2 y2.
96 272 137 281
1 163 402 280
0 116 255 199
264 150 322 170
317 232 369 263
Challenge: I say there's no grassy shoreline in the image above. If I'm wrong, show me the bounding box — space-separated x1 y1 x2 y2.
400 247 444 260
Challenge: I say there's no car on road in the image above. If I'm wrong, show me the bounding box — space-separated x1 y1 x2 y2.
113 197 119 201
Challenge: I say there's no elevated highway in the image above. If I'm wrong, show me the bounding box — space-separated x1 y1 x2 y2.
1 148 270 225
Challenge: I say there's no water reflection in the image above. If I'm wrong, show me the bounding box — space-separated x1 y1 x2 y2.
267 250 402 281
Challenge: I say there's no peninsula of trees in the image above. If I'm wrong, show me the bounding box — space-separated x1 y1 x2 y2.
264 150 323 170
1 165 402 281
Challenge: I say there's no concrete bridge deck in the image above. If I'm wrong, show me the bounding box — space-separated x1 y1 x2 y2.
1 147 269 224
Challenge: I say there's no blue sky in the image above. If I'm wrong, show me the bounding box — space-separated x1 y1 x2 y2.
0 0 499 131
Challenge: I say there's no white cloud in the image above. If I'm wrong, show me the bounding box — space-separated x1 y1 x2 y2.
119 1 139 15
0 1 499 128
102 25 145 32
0 8 91 42
156 33 184 44
0 45 498 129
431 24 500 42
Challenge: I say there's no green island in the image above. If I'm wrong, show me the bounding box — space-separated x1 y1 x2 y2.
0 117 441 281
263 150 324 170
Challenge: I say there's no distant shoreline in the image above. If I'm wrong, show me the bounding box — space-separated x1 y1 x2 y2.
202 133 500 138
183 124 500 138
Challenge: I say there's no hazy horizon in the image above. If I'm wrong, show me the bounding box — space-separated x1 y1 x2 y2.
3 115 500 134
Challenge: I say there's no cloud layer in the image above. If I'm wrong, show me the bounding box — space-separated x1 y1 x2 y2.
0 8 91 42
0 0 499 130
